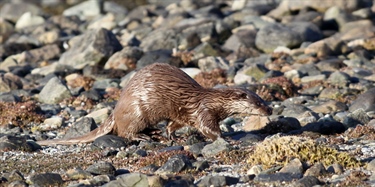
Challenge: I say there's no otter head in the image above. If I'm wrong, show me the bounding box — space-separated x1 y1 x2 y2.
226 88 272 116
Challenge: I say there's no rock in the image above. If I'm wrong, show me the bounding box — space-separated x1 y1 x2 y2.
92 135 128 149
292 176 323 187
349 87 375 112
247 165 263 175
367 159 375 172
304 40 334 57
193 42 220 60
305 162 327 177
0 135 34 151
86 161 116 175
254 172 302 182
23 44 61 64
104 46 143 71
8 180 28 187
327 71 351 87
0 19 14 43
80 89 102 101
64 117 97 139
40 117 63 131
63 0 104 19
255 23 302 53
59 28 122 69
65 168 93 180
39 104 62 116
0 2 42 23
327 163 344 174
85 108 110 125
139 28 177 51
84 175 112 186
105 173 149 187
0 93 20 102
196 175 239 187
279 158 304 175
38 77 71 104
155 154 192 174
197 56 230 72
300 74 326 83
268 0 361 18
0 73 23 93
201 138 230 157
4 170 24 182
240 64 268 81
29 173 63 187
243 115 271 131
15 12 45 30
343 108 371 128
88 13 117 30
136 50 179 69
310 100 347 114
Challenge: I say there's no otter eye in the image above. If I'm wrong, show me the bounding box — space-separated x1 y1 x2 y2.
240 93 247 98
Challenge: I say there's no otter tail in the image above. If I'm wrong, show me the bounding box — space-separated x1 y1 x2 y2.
37 113 116 146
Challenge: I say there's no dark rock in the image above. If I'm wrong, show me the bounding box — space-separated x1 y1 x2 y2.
59 28 122 69
9 64 33 77
105 173 148 187
292 176 323 187
163 175 195 187
188 142 207 156
64 117 97 139
0 43 37 60
302 121 346 135
255 23 302 53
287 21 323 42
260 117 301 134
197 175 239 187
134 149 147 157
0 93 20 102
254 172 303 182
39 104 62 116
159 146 184 152
29 173 63 187
327 163 344 174
92 135 128 149
349 87 375 112
193 160 209 171
201 138 230 157
38 77 71 104
0 135 34 151
86 161 116 176
68 109 88 118
155 154 192 174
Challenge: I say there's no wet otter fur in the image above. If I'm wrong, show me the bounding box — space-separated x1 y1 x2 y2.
37 63 272 145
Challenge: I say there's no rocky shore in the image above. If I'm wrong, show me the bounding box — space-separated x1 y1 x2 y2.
1 0 375 186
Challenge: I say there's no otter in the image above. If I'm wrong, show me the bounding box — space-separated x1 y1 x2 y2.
37 63 272 145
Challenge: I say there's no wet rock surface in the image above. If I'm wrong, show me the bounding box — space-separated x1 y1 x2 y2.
1 0 375 186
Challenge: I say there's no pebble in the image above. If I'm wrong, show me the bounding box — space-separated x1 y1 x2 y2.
1 0 375 186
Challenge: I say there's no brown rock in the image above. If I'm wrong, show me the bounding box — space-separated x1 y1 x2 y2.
243 115 271 131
